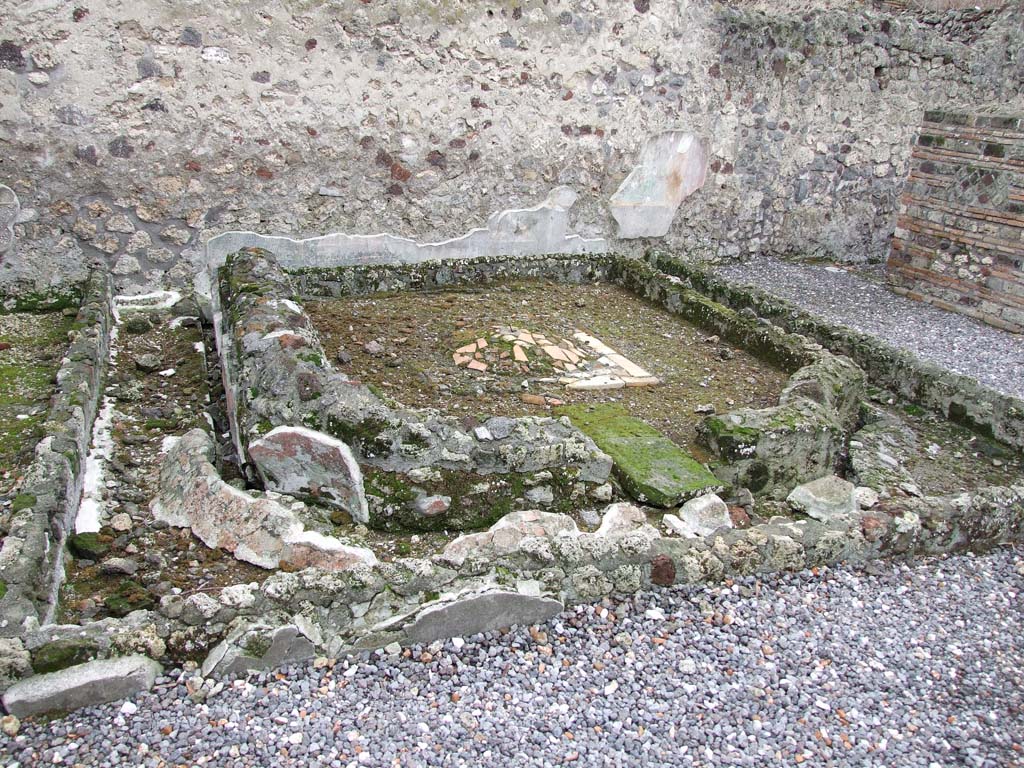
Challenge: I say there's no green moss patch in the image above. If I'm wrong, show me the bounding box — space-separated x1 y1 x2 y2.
103 580 155 617
557 403 721 507
67 532 110 560
32 638 100 674
364 465 581 533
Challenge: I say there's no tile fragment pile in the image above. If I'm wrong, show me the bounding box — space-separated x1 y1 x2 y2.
451 326 659 392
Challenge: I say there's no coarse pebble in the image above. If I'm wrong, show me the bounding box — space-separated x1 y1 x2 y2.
3 547 1022 767
714 257 1024 401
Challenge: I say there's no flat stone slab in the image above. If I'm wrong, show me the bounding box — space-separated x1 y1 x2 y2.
202 625 315 677
787 475 858 522
405 591 563 644
2 655 161 718
610 131 708 238
558 404 722 508
249 426 368 524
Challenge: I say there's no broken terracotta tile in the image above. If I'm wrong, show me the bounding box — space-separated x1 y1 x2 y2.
467 359 488 372
544 345 569 362
453 353 470 365
545 397 565 406
512 344 528 363
456 342 478 355
520 393 547 405
476 338 488 349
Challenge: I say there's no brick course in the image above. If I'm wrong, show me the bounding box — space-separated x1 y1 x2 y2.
888 111 1024 333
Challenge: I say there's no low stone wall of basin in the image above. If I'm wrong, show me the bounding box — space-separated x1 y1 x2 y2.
649 252 1024 451
13 474 1022 700
0 267 112 647
292 252 867 500
216 248 613 533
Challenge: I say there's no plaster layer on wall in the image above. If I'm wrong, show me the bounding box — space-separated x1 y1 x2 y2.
198 186 606 302
0 1 1022 298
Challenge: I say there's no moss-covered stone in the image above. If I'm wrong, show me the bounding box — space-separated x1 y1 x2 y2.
31 637 100 674
67 532 109 560
557 403 721 507
123 315 153 334
103 580 155 617
0 287 83 315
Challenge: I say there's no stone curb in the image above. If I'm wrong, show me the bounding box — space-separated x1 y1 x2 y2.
0 266 113 643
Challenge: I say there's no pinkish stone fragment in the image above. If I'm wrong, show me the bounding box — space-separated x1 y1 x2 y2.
248 426 369 524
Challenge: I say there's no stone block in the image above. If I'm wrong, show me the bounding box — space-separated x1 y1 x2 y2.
405 591 563 644
202 624 315 677
664 493 732 537
610 131 708 238
248 426 368 524
558 403 721 507
2 656 161 718
787 475 858 522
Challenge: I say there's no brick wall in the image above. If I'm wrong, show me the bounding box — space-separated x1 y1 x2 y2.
887 111 1024 333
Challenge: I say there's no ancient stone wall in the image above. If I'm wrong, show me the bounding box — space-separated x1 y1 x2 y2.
0 1 1021 299
888 110 1024 332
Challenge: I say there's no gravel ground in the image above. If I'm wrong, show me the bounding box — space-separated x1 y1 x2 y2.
714 257 1024 401
3 547 1022 767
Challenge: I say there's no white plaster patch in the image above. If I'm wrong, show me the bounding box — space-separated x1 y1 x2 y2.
75 393 116 533
115 290 182 311
199 186 607 307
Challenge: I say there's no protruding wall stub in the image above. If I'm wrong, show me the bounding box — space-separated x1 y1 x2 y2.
0 184 20 255
249 426 369 525
610 131 708 239
151 429 378 571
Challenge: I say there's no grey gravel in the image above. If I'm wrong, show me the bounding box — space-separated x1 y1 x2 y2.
715 257 1024 400
3 547 1022 767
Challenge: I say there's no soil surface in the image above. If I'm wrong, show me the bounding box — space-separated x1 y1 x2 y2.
306 280 791 457
0 311 73 498
883 399 1022 495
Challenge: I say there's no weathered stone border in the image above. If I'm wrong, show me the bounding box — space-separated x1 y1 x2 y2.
647 252 1024 451
0 266 113 638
